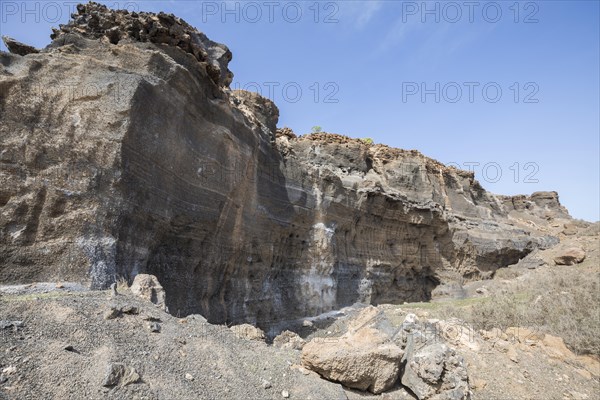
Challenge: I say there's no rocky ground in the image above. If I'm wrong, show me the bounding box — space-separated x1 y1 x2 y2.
1 222 597 400
0 285 346 400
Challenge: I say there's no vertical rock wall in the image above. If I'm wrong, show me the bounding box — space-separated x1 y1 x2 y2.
0 3 563 328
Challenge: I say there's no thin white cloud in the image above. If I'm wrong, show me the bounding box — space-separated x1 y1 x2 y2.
339 0 383 29
377 14 423 53
356 1 384 27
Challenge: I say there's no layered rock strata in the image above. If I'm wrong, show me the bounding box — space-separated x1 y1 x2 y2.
0 3 565 328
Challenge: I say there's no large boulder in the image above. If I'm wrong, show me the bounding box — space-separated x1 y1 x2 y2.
130 274 166 310
554 247 586 265
401 336 470 400
302 307 403 394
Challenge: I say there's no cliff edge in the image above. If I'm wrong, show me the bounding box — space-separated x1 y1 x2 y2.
0 2 570 328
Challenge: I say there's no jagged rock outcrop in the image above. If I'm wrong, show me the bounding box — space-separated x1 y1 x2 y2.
50 2 233 87
2 36 39 56
499 191 570 220
0 3 569 328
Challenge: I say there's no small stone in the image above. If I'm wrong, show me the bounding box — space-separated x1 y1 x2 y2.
273 331 306 350
472 378 487 390
2 366 16 375
56 282 64 289
120 305 139 315
281 390 290 398
493 340 510 353
102 363 140 387
230 324 265 341
64 345 77 353
103 307 120 320
142 314 162 322
508 346 519 363
0 321 24 330
475 286 489 295
110 283 118 297
575 368 592 380
185 373 194 381
148 322 161 333
298 366 310 375
302 320 313 327
261 379 271 389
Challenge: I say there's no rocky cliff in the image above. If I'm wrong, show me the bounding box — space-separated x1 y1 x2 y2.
0 3 566 328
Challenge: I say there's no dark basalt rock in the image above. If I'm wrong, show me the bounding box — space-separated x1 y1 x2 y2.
49 2 233 87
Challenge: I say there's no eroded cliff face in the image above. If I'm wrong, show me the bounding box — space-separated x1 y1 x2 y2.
0 3 565 328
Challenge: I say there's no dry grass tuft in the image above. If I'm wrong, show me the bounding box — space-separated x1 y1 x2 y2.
437 268 600 356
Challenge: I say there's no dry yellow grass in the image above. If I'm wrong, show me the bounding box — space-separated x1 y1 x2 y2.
433 266 600 356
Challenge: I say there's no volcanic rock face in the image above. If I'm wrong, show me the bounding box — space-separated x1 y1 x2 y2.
0 3 566 328
50 2 233 87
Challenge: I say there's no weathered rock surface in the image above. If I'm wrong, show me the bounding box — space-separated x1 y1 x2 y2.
230 324 266 341
401 338 470 400
302 326 403 394
0 3 569 328
512 249 547 270
499 191 570 220
301 306 404 394
1 36 39 56
273 330 306 350
554 247 586 265
130 274 166 310
50 2 233 87
102 363 140 387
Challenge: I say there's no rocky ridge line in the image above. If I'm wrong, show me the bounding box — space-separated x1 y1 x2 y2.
50 1 233 87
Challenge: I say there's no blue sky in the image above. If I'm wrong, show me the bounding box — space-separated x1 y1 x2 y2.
1 1 599 221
